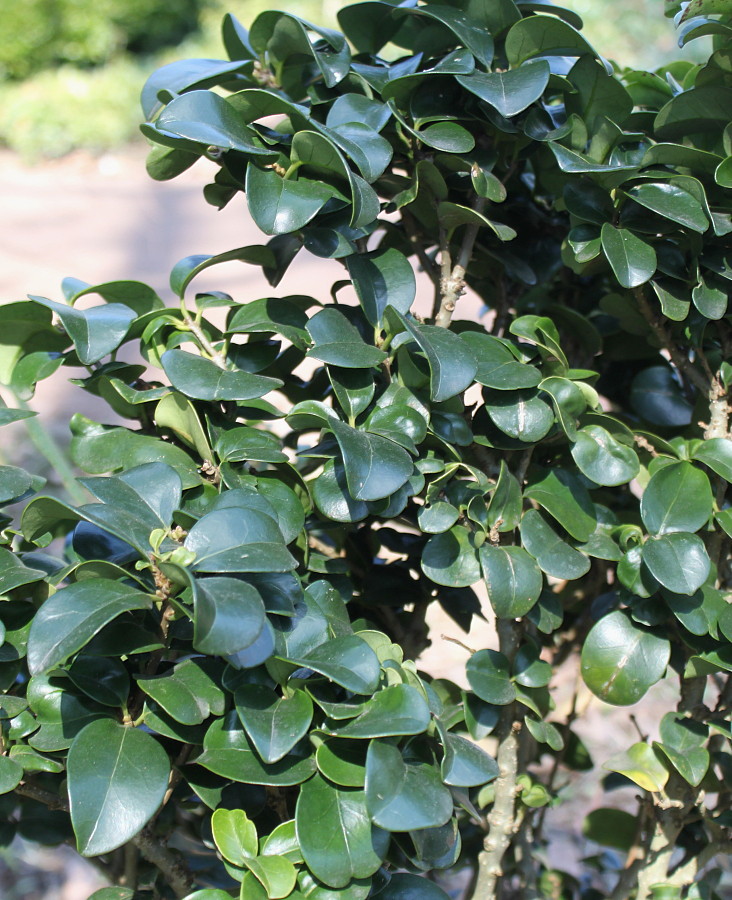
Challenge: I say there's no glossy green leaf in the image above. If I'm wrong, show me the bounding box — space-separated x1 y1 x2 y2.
642 532 711 595
329 418 413 502
296 774 388 888
29 296 135 366
581 611 671 705
437 202 516 241
285 635 381 695
190 575 267 656
485 388 554 443
68 656 130 708
600 224 656 289
211 807 258 865
246 165 335 236
156 90 271 153
244 854 298 899
603 742 668 792
655 86 732 142
460 332 541 390
505 14 597 66
316 739 367 787
692 276 727 319
479 545 542 618
346 249 415 326
136 658 225 726
67 719 169 855
520 509 590 580
306 308 385 369
27 579 152 675
422 526 480 588
640 461 713 535
398 4 494 65
626 183 709 233
326 684 431 739
68 418 201 489
457 60 549 117
440 731 499 787
466 649 515 705
524 468 597 542
571 425 640 486
197 711 316 785
162 349 282 402
396 313 477 402
365 742 453 831
375 873 451 900
0 755 23 795
693 438 732 482
185 507 296 573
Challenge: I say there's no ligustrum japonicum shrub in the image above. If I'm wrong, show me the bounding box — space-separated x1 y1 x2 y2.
1 1 732 898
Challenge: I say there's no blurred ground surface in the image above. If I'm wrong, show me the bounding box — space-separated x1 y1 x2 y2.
0 148 715 898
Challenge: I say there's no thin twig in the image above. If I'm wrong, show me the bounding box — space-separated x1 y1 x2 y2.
473 618 523 898
434 199 487 328
633 287 707 394
15 782 196 898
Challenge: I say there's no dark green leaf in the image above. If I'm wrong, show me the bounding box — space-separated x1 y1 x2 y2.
520 509 591 580
365 742 453 831
136 658 224 726
600 224 656 289
456 60 549 117
572 425 640 486
524 468 597 542
630 367 693 427
246 165 335 236
285 635 381 695
375 873 451 900
479 545 542 618
68 719 169 856
162 349 282 401
581 610 671 705
186 507 296 573
198 711 316 785
460 333 541 390
397 313 477 402
29 296 135 365
346 250 415 327
440 731 498 787
693 438 732 482
485 389 554 443
642 532 710 595
466 649 515 705
296 774 388 888
640 461 713 535
234 685 312 764
27 580 152 676
626 182 709 233
306 309 386 368
191 575 267 655
326 685 431 739
156 91 272 154
422 526 480 588
329 419 413 502
505 15 597 66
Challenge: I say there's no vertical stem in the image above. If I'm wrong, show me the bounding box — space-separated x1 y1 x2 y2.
434 199 486 329
473 618 522 898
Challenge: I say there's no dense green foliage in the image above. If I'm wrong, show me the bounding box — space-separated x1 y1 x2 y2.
0 0 202 80
2 1 732 898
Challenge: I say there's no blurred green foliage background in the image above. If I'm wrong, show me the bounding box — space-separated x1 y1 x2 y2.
0 0 706 160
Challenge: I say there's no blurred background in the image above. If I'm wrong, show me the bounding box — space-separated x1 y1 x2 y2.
0 1 712 898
